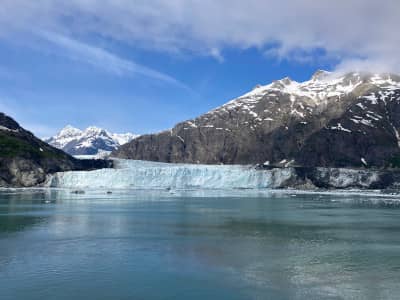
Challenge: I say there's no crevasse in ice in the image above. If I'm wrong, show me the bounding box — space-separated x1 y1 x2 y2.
47 159 294 189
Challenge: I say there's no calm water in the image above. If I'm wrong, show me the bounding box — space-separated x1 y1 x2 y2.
1 189 400 300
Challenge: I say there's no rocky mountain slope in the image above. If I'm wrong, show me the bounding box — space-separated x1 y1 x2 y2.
0 113 112 187
113 71 400 168
45 126 138 156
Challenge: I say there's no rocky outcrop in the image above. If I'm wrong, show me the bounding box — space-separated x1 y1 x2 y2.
0 113 112 187
281 167 400 190
113 71 400 169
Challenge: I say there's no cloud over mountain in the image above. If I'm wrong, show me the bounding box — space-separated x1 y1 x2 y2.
1 0 399 71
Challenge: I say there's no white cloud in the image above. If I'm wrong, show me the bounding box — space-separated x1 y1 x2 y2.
0 0 399 72
209 48 224 63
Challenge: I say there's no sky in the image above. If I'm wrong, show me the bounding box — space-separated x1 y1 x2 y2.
0 0 398 137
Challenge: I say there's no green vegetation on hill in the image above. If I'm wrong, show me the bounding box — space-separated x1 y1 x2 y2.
0 132 64 159
0 133 40 157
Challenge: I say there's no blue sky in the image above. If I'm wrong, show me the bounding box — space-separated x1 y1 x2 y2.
0 1 397 137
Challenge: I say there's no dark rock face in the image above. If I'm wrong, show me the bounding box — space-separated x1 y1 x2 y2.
0 113 112 187
290 167 400 190
297 87 400 168
114 72 400 168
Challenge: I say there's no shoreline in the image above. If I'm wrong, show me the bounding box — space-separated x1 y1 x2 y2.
1 186 399 199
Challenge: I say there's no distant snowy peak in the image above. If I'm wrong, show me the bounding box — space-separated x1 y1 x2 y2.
59 125 82 137
45 126 138 156
50 125 82 149
112 133 138 145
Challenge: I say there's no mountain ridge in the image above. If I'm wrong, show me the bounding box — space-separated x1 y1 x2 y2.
113 71 400 168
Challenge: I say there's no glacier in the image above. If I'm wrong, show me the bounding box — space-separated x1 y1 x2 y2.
47 159 295 189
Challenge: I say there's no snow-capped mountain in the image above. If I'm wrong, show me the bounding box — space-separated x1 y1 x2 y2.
114 71 400 168
45 126 138 156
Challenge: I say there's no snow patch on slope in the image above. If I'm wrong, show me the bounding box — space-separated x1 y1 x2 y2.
215 72 400 115
0 125 19 132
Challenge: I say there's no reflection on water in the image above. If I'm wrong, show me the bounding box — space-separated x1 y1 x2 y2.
0 189 400 299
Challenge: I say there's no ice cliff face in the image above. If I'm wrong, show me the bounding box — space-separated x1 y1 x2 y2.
45 126 138 156
114 71 400 169
47 159 295 189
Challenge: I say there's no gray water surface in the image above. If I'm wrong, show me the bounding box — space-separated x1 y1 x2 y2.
0 189 400 300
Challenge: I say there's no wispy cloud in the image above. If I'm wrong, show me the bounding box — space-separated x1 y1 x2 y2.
38 31 187 88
